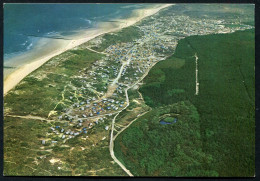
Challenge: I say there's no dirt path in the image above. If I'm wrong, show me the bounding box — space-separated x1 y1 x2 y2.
4 114 59 123
86 47 109 55
194 53 199 95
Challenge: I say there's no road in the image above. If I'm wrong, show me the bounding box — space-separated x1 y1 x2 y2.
108 56 166 176
109 86 133 176
194 53 199 95
113 110 150 141
111 45 138 86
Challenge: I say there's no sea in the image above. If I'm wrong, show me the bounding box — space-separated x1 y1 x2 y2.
4 4 152 68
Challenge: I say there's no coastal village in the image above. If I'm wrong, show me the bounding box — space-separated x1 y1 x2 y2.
3 4 255 176
43 12 253 146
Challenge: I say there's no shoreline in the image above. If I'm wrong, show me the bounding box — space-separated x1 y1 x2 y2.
4 4 173 95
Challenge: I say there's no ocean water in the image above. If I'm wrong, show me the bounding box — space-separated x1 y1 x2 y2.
4 4 151 63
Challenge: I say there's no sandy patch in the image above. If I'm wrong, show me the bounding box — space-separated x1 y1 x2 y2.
49 158 61 164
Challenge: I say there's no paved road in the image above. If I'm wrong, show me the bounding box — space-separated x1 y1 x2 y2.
109 86 134 176
108 57 166 176
113 110 150 141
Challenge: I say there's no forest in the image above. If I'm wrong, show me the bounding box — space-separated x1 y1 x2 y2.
114 101 218 176
115 29 255 176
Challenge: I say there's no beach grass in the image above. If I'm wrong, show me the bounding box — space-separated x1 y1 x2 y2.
91 26 144 52
4 48 104 117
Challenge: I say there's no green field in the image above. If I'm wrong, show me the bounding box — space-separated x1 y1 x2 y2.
115 29 255 176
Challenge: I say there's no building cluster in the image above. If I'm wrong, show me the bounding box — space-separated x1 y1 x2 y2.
43 9 253 146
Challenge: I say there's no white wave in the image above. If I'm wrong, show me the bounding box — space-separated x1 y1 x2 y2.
21 40 28 46
26 43 33 50
46 31 60 36
81 18 92 24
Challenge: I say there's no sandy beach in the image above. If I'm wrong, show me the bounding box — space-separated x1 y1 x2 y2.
4 4 173 95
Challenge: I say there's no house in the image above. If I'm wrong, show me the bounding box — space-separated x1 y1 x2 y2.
62 135 66 139
42 140 46 145
51 141 57 143
61 128 64 133
105 126 109 130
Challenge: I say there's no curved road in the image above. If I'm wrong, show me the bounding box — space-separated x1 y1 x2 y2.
109 57 166 176
109 86 134 176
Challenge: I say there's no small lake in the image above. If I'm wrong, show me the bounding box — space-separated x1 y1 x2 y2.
159 118 177 125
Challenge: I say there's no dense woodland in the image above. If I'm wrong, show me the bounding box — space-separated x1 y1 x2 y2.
115 29 255 176
115 102 219 176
